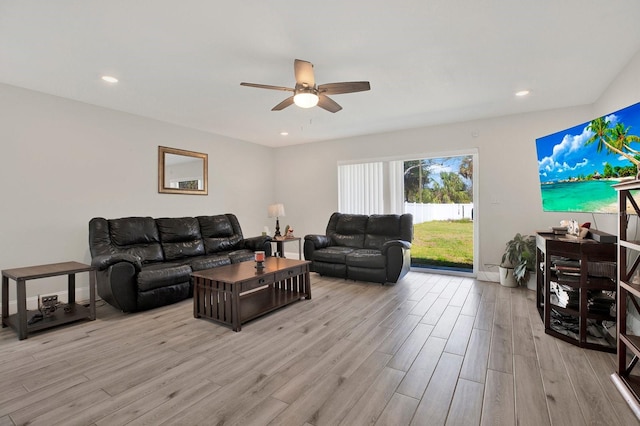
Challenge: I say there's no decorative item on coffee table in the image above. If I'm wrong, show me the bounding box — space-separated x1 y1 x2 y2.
255 250 265 270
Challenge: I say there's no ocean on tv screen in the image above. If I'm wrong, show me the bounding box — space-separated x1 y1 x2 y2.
540 179 619 213
536 101 640 213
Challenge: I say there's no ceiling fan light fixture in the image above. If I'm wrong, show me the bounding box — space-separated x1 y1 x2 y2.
293 92 319 108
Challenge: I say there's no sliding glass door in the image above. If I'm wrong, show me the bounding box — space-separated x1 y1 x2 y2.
403 155 474 272
338 150 477 275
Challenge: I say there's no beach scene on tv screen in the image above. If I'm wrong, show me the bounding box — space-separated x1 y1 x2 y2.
536 101 640 213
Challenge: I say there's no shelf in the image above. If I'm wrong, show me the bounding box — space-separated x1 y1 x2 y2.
621 333 640 359
621 240 640 252
549 303 579 317
3 303 91 333
239 287 305 323
547 322 616 352
621 281 640 299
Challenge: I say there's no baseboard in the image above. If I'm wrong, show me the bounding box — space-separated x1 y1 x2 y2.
283 250 304 260
477 270 499 283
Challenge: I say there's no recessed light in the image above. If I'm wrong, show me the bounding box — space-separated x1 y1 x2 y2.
280 131 289 136
101 75 118 83
515 90 530 97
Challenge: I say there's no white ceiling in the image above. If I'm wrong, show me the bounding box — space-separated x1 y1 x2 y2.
2 1 640 147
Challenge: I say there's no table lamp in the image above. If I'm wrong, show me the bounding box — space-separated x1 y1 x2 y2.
268 203 285 238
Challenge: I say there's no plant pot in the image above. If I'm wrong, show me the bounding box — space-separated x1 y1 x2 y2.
499 266 518 287
526 272 537 291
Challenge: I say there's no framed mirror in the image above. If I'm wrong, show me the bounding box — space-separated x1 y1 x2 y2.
158 146 208 195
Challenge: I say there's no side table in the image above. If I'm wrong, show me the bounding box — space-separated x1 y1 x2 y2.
272 237 302 259
1 261 96 340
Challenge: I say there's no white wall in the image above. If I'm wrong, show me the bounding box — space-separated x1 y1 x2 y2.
2 49 639 307
0 83 275 305
273 50 640 277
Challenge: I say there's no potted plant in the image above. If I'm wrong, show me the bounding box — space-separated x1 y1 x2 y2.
500 233 536 287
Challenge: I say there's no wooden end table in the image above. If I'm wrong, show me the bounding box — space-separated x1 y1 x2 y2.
191 257 311 331
2 261 96 340
272 237 302 259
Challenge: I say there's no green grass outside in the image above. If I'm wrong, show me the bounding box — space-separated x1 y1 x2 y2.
411 219 473 270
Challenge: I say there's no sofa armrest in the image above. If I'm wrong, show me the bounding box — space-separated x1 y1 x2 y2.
383 240 412 283
243 235 273 256
96 262 138 313
304 234 331 249
91 253 142 272
382 239 411 256
304 234 331 261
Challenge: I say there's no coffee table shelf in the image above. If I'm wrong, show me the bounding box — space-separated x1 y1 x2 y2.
192 257 311 331
240 287 303 323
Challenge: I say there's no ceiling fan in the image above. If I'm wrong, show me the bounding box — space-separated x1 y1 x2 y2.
240 59 370 113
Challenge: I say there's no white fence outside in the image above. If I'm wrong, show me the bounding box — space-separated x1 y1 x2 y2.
405 202 473 224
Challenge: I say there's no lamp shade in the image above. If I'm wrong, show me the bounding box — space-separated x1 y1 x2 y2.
268 203 285 218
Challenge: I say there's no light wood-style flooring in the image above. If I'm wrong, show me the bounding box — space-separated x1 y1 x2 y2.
0 272 638 426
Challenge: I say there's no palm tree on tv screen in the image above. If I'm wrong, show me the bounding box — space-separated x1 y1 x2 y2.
586 117 640 178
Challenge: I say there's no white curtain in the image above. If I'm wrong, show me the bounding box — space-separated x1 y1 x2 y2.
338 162 384 214
388 160 405 214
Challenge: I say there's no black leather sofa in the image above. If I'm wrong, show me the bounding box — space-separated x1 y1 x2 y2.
89 214 271 312
304 212 413 284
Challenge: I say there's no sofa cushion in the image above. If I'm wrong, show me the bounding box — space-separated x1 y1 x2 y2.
313 246 356 264
364 214 403 250
346 249 386 269
329 214 368 248
157 217 205 260
108 217 164 263
137 265 192 292
229 249 254 263
197 215 243 253
189 255 231 271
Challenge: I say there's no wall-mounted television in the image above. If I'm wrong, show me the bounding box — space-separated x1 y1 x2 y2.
535 101 640 213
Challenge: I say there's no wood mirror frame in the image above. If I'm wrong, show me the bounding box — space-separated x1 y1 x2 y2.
158 146 208 195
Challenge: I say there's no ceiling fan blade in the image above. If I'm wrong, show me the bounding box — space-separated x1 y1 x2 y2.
317 95 342 113
294 59 315 87
240 82 294 92
272 96 295 111
318 81 371 95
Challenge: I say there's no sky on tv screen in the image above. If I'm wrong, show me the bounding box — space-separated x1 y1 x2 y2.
535 101 640 213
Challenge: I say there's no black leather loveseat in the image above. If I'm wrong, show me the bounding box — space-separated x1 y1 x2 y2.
89 214 271 312
304 212 413 284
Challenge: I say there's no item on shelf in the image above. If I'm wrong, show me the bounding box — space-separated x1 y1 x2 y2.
552 226 568 235
560 219 580 236
550 309 579 333
587 229 617 243
587 291 615 316
587 261 616 279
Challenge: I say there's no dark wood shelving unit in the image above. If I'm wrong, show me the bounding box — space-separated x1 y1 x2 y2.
612 180 640 419
535 232 617 353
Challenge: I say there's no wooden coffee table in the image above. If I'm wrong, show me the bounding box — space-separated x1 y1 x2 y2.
191 257 311 331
